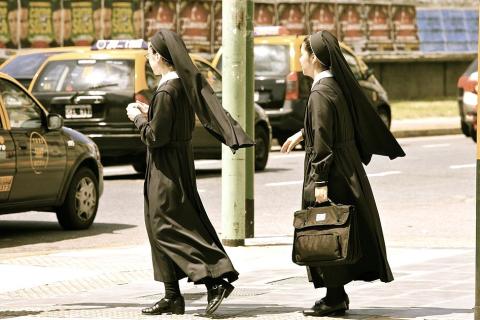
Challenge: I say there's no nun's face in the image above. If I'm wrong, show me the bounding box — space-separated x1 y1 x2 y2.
300 42 316 78
147 44 162 75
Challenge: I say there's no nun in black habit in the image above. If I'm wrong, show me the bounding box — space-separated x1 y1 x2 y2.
281 31 405 317
126 30 254 316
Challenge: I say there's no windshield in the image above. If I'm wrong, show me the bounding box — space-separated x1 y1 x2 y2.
0 52 61 79
33 59 134 92
216 44 290 77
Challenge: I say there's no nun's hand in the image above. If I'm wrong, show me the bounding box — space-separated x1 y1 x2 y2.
126 103 142 121
281 131 304 153
135 100 149 113
315 186 328 204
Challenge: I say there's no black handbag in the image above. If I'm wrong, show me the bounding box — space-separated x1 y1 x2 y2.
292 201 362 267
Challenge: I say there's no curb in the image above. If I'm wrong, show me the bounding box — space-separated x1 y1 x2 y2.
392 127 461 138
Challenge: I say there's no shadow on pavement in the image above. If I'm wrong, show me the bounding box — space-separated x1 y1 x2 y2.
0 221 135 249
104 173 144 181
350 307 473 319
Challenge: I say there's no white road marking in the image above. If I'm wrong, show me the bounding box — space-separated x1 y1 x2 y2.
450 164 475 169
265 180 303 187
422 143 450 148
367 171 402 177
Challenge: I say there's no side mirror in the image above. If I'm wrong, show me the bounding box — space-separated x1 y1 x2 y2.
47 113 63 130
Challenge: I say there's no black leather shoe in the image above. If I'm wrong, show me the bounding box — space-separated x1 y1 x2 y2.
205 281 234 315
303 298 348 317
314 293 349 310
141 296 185 315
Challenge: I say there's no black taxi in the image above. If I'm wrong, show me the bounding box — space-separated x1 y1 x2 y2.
0 72 103 230
29 40 271 172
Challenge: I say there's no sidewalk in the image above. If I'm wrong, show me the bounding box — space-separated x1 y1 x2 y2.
0 242 474 320
390 116 461 138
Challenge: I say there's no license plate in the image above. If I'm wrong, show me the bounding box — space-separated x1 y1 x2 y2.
65 104 92 119
254 91 259 102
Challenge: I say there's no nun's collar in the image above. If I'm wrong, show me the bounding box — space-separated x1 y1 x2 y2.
158 71 179 89
311 69 333 89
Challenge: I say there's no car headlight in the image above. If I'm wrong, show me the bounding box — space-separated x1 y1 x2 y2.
463 91 478 106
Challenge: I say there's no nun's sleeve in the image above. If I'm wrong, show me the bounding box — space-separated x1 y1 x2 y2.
309 91 334 186
134 91 174 148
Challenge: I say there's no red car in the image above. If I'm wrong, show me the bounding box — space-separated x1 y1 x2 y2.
457 58 478 141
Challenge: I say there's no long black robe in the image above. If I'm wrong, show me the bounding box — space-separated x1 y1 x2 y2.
134 78 238 284
299 77 394 288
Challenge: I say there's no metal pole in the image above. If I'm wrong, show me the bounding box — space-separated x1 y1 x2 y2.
221 0 246 247
245 0 255 239
475 5 480 320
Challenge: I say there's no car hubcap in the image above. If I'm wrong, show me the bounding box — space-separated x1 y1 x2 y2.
75 177 96 221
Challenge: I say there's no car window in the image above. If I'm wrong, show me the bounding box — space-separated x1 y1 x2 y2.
215 45 290 77
0 79 43 129
342 51 363 80
0 52 62 80
33 59 135 92
195 60 222 93
254 45 290 77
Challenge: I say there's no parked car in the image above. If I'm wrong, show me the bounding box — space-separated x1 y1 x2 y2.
457 58 477 141
29 40 271 171
0 46 89 88
212 33 392 144
0 72 103 230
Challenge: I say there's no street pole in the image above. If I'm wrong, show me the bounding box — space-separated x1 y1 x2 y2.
221 0 247 247
476 5 480 320
245 0 255 239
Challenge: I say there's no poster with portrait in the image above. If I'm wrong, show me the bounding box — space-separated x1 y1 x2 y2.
145 0 177 39
28 0 52 47
0 1 9 48
179 0 212 53
392 5 419 51
92 0 111 40
6 0 30 48
50 0 74 47
338 3 366 51
254 2 275 26
213 0 222 51
111 1 134 39
308 2 336 35
132 0 143 39
365 4 393 51
277 2 306 35
71 0 94 45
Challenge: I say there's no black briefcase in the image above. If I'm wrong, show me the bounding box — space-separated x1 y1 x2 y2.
292 201 362 267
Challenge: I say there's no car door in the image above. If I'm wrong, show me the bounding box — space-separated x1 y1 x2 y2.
0 78 67 203
0 104 15 203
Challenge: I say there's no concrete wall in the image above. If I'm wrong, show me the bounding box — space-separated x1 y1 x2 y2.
364 55 474 100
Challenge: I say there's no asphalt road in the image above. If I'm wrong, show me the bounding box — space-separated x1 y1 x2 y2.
0 134 475 257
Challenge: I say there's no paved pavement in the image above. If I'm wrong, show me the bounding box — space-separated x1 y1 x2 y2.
0 116 473 320
0 243 474 320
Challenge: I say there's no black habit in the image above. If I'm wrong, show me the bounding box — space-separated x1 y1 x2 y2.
134 78 238 284
300 30 405 288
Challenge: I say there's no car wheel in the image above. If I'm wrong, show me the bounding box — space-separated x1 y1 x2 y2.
377 106 391 129
56 167 98 230
461 121 471 137
255 126 269 171
132 159 146 174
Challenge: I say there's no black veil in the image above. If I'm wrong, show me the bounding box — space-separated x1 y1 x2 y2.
310 31 405 164
151 29 254 151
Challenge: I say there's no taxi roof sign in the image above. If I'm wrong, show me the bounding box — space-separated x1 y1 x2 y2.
253 26 289 37
92 39 147 50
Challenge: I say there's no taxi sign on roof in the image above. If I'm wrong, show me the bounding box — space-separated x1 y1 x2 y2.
253 26 289 37
92 39 147 50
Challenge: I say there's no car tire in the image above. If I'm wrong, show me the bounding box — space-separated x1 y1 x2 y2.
461 120 471 137
56 167 99 230
255 125 269 171
132 159 146 174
